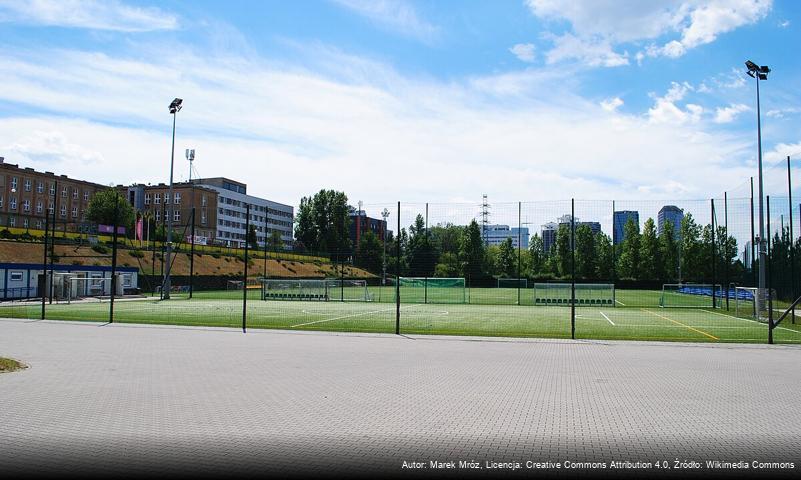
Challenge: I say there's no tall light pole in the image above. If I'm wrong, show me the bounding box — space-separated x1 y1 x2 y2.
381 208 390 285
746 60 770 320
162 97 183 300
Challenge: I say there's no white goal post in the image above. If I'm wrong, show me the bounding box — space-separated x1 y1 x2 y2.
533 283 615 306
734 286 772 322
260 278 371 302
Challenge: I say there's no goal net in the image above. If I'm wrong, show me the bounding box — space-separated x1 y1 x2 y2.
261 279 328 301
498 278 528 289
390 277 466 304
533 283 615 306
660 284 723 308
325 279 371 302
734 286 772 322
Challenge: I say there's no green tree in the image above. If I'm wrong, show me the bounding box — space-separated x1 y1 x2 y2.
574 224 596 280
639 218 659 280
595 233 614 280
434 252 461 277
459 220 486 283
355 230 383 274
658 221 679 281
617 218 641 279
497 238 517 278
554 224 571 277
267 230 283 251
406 214 437 277
680 214 703 282
528 233 546 276
293 190 351 256
85 189 136 232
246 225 258 249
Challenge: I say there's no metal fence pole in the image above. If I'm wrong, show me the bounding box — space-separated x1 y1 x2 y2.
571 198 575 340
41 213 48 319
189 207 195 299
611 200 616 283
711 199 716 309
767 195 773 344
750 177 756 286
243 203 250 333
109 191 119 324
517 201 521 306
424 202 428 305
724 192 729 310
787 156 795 324
395 201 401 335
49 180 58 304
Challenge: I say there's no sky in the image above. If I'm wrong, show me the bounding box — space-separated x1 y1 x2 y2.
0 0 800 237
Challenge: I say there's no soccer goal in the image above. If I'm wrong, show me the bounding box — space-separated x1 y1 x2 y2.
734 286 772 322
325 279 372 302
533 283 615 306
261 279 329 301
498 278 528 289
660 284 723 308
65 274 126 302
227 280 244 290
390 277 466 304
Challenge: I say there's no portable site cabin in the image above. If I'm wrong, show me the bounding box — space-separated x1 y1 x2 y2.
0 262 138 300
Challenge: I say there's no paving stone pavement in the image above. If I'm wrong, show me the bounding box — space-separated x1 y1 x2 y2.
0 319 799 478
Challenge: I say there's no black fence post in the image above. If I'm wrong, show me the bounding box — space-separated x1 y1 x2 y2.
724 192 729 310
243 203 250 333
424 202 428 305
517 201 521 306
49 179 58 304
109 191 119 324
611 200 616 284
395 201 401 335
189 207 195 299
750 177 756 287
711 198 716 309
787 156 795 324
571 198 575 340
767 195 773 344
41 213 49 319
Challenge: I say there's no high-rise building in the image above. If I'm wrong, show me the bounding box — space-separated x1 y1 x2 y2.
541 222 558 253
658 205 684 238
349 208 388 249
481 224 529 249
613 211 639 245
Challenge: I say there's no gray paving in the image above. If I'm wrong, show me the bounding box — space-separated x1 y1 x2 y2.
0 319 799 477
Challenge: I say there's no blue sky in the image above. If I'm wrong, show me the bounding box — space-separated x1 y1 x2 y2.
0 0 800 232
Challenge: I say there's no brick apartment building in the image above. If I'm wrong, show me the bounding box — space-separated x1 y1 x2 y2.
123 182 219 243
0 157 106 232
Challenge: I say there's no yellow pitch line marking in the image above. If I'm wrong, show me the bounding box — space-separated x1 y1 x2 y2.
641 309 719 340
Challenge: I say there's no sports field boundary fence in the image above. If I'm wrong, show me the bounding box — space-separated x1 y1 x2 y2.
3 173 801 344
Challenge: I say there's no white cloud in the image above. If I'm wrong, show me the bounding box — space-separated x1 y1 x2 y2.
714 103 750 123
0 44 758 210
778 19 790 28
648 82 705 124
544 33 629 67
600 97 624 112
765 107 801 119
330 0 437 42
0 0 179 32
525 0 772 65
509 43 536 63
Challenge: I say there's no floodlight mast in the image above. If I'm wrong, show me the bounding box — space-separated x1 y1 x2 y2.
162 97 182 299
745 60 769 324
381 208 390 286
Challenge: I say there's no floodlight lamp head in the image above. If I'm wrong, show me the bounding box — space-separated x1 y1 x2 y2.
745 60 759 72
746 70 756 78
758 73 768 80
169 98 183 114
185 149 195 161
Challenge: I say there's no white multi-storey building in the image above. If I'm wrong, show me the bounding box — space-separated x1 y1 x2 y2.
192 177 293 249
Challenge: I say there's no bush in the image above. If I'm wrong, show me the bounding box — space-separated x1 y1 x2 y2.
92 244 109 254
0 229 12 239
210 253 220 259
129 250 145 258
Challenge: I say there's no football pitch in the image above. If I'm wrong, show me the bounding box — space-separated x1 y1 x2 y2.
3 287 801 344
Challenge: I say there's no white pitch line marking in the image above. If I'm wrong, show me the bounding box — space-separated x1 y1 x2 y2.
600 311 615 326
700 308 801 334
292 304 422 328
615 299 626 306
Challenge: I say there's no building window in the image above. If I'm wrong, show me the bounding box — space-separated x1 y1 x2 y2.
24 179 31 192
48 202 53 215
174 210 180 222
144 193 151 205
9 216 15 227
201 211 207 225
201 195 207 207
71 207 78 218
23 199 30 212
11 177 17 190
84 191 89 201
23 218 29 228
9 271 23 282
37 182 43 193
36 220 42 229
174 192 181 204
60 205 67 218
73 188 78 199
0 195 3 208
36 201 42 213
10 197 16 210
49 184 55 195
164 193 170 204
155 210 161 222
154 193 161 205
62 186 67 198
